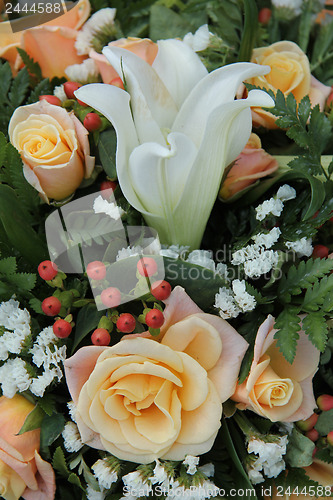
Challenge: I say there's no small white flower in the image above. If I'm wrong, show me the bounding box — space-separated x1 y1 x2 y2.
149 460 169 485
186 250 215 271
0 358 32 398
247 435 288 481
35 326 58 347
54 85 67 102
62 422 83 452
232 279 257 312
215 262 229 281
183 455 200 475
75 8 116 55
93 195 124 219
183 24 211 52
263 459 285 478
252 227 281 249
276 184 296 201
29 367 60 397
65 58 100 84
0 299 30 332
271 0 302 16
92 458 118 489
248 468 264 485
122 471 152 496
255 197 284 221
285 237 313 257
86 485 106 500
67 401 77 423
214 287 241 319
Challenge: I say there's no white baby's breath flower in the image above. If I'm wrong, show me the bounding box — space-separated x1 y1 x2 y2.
65 58 100 84
276 184 296 201
67 400 78 423
183 455 200 475
0 358 32 398
215 262 229 281
248 467 264 484
255 197 284 221
285 237 313 257
214 287 241 319
0 299 30 332
183 24 211 52
35 326 58 347
53 84 67 102
243 250 280 278
29 367 60 397
62 422 83 452
232 280 257 312
122 471 152 496
247 435 288 481
86 485 106 500
93 195 124 219
92 459 118 489
252 227 281 249
149 460 169 485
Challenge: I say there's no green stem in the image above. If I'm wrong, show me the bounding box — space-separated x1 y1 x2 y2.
233 411 259 438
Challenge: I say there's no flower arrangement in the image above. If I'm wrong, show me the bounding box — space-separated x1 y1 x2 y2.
0 0 333 499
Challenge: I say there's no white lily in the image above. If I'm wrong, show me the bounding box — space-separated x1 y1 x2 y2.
76 39 274 249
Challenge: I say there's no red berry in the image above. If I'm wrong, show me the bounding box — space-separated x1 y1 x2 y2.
110 77 124 90
83 112 102 132
39 95 61 106
258 7 271 24
100 180 117 199
38 260 58 281
91 328 111 346
296 413 318 432
327 431 333 447
151 280 172 300
145 309 164 329
306 429 319 442
53 319 72 338
317 394 333 411
42 296 62 316
63 81 81 99
86 261 106 280
312 245 329 259
137 257 158 277
100 287 121 308
117 313 136 333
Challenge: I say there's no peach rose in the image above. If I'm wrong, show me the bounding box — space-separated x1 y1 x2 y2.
0 394 55 500
90 37 158 84
64 286 248 463
244 41 331 129
264 459 333 500
219 133 278 200
8 99 95 202
0 0 90 78
232 315 320 422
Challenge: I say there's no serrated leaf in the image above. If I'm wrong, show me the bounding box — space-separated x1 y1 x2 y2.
286 124 309 149
16 48 42 82
68 473 85 491
37 394 57 416
0 61 12 106
9 67 30 108
29 297 43 314
52 446 70 477
0 256 17 275
278 258 333 299
274 307 301 363
18 405 45 434
302 312 328 352
7 273 36 291
298 95 311 126
302 273 333 312
27 78 52 105
315 408 333 436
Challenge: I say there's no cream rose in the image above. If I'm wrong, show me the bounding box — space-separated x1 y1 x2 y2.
244 41 331 128
64 286 248 463
232 315 320 422
8 100 95 202
0 394 55 500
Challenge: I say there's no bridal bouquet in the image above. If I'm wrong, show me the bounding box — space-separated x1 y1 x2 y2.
0 0 333 499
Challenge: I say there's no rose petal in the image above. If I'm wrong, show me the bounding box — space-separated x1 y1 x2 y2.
22 451 55 500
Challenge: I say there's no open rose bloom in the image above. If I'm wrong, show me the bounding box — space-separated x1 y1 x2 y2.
233 315 320 422
8 100 95 202
64 287 248 463
0 394 55 500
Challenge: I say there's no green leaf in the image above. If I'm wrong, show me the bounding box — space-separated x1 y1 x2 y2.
0 184 47 265
16 48 42 83
72 303 104 352
315 408 333 436
9 67 30 108
149 4 193 40
237 0 258 62
7 273 36 291
40 413 65 449
52 446 70 478
285 428 315 467
18 405 45 434
0 61 12 106
0 256 17 275
302 273 333 312
98 128 117 179
302 312 328 352
37 394 57 416
29 298 44 314
278 258 333 301
274 307 301 363
298 95 312 127
27 78 52 104
68 473 85 491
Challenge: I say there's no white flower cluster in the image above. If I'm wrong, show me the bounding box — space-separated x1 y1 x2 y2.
62 422 83 452
93 195 125 220
53 84 67 102
67 400 78 423
29 327 67 397
247 435 288 485
183 455 200 475
214 279 256 319
183 25 212 52
92 458 118 489
0 299 31 361
232 227 281 279
271 0 303 17
285 237 313 257
255 184 296 221
123 470 153 497
75 8 117 55
0 358 32 398
65 58 100 84
86 485 106 500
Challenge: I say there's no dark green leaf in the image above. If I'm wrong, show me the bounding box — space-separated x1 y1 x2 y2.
149 5 193 40
0 61 12 106
18 405 45 434
40 413 65 449
9 67 30 108
274 307 301 363
52 446 70 477
72 303 104 352
315 408 333 436
302 312 328 352
285 428 315 467
7 273 36 291
302 273 333 312
97 128 117 179
27 78 52 104
29 298 44 314
0 256 17 275
238 0 258 62
16 48 42 82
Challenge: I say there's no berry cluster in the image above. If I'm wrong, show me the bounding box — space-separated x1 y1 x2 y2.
296 394 333 456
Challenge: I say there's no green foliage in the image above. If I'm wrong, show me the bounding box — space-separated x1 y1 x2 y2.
302 273 333 313
40 413 65 450
16 48 42 83
72 303 104 352
274 307 301 363
0 62 30 135
315 409 333 436
27 78 52 104
285 428 315 467
302 312 328 352
238 0 258 62
52 446 70 477
18 405 45 434
0 253 36 300
98 128 117 179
